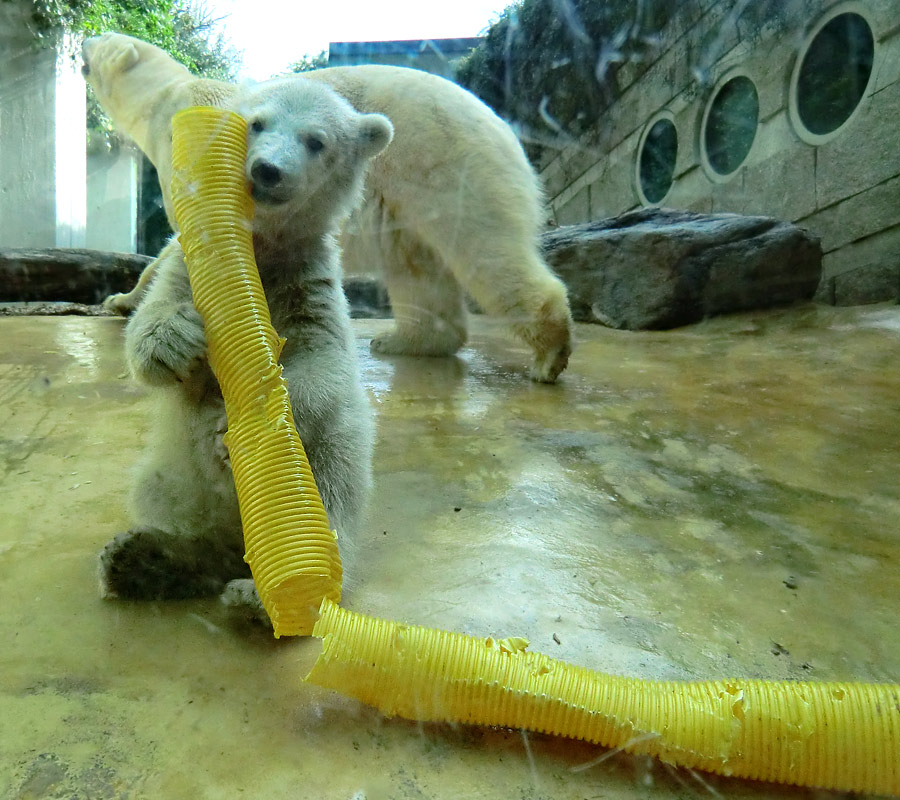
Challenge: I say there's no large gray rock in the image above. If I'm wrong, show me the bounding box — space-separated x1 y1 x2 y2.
541 208 823 329
342 275 392 319
3 210 823 328
0 247 393 319
0 248 152 305
0 302 110 316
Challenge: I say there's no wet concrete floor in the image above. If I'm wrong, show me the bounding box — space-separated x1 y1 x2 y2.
1 306 898 799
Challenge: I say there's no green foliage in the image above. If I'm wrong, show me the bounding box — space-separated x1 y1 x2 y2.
289 50 328 74
13 0 240 150
456 0 677 151
21 0 239 80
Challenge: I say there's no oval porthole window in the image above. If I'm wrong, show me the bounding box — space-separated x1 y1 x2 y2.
638 116 677 204
703 75 759 177
794 11 874 139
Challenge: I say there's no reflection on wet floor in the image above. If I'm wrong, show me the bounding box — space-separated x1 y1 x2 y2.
1 307 898 799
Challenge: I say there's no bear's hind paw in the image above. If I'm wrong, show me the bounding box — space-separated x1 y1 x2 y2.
370 328 463 358
98 527 243 601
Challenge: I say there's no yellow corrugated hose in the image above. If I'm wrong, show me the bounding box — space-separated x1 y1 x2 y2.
170 106 900 795
171 107 342 637
308 599 899 795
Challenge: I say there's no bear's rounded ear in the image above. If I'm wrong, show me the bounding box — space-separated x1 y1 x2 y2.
357 113 393 159
113 43 141 73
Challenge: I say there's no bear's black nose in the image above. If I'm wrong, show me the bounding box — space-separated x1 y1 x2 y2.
251 161 282 188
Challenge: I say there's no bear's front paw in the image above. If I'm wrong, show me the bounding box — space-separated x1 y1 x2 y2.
103 291 137 317
530 340 571 383
220 579 271 627
127 303 207 385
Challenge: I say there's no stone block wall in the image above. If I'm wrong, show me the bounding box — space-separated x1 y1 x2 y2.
539 0 900 305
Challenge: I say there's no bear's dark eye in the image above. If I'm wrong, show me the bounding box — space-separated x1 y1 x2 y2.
250 119 265 134
305 136 325 154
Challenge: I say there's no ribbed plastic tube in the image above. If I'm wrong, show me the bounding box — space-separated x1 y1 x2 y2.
307 599 899 795
170 107 342 637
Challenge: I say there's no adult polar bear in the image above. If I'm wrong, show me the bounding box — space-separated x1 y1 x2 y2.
82 33 573 382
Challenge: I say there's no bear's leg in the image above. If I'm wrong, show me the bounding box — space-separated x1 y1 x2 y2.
493 264 572 383
100 393 247 600
220 428 370 629
103 259 158 316
103 238 172 316
424 231 572 382
221 393 374 629
370 229 468 357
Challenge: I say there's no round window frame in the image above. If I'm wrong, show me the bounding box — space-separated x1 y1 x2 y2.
635 111 678 206
699 69 760 183
788 3 876 146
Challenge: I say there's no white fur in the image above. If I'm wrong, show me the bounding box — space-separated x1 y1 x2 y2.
98 79 390 619
83 34 573 382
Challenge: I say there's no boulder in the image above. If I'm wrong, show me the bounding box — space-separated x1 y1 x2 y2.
2 210 824 329
0 248 152 306
343 275 392 319
0 248 393 319
0 302 110 316
541 208 822 329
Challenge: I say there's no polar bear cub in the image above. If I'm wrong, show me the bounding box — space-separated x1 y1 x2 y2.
98 77 393 618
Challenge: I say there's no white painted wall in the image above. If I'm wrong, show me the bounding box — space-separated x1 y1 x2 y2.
54 33 87 247
0 3 86 249
86 147 139 253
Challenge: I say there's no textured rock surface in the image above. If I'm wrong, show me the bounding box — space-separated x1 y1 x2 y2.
541 208 823 330
343 275 392 319
0 302 110 316
0 248 394 319
0 248 152 305
4 210 825 329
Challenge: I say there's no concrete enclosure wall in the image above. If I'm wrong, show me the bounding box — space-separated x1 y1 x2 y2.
86 147 139 254
0 1 139 254
0 4 86 249
539 0 900 305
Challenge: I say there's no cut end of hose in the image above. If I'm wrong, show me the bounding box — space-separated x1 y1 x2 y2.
305 599 550 722
266 572 342 638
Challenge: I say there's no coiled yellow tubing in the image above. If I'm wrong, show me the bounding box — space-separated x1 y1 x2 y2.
171 107 342 637
171 107 899 796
